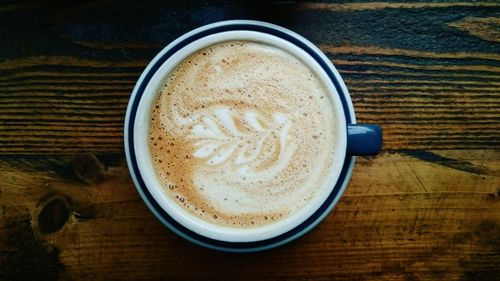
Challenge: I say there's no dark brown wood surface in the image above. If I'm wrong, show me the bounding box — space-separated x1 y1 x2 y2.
0 1 499 280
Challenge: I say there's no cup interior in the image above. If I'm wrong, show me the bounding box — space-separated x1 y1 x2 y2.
132 30 347 242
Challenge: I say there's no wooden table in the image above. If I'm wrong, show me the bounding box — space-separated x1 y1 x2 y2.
1 1 499 280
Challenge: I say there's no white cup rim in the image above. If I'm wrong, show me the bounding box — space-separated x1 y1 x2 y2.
124 20 357 251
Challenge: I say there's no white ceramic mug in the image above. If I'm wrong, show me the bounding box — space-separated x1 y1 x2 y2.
125 20 382 252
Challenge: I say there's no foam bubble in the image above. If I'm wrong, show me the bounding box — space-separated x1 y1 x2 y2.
149 40 340 228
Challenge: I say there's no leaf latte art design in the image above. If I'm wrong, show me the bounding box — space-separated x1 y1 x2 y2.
189 108 295 178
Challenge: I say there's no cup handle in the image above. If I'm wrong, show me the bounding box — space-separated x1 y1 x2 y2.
346 124 382 156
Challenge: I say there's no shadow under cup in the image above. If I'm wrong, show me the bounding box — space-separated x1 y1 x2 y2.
125 20 382 252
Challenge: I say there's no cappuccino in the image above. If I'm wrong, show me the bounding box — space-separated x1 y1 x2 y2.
149 40 341 228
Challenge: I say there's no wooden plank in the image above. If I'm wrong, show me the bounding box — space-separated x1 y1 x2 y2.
0 151 498 280
0 1 499 154
300 2 500 11
0 0 499 280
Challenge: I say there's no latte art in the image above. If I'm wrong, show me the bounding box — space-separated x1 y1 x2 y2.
149 41 341 228
191 108 295 169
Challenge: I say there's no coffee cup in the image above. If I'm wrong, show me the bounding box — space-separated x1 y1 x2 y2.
125 20 382 252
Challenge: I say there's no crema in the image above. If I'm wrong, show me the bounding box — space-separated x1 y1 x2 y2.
149 40 341 228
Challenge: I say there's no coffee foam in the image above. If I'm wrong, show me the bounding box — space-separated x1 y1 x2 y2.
149 40 339 228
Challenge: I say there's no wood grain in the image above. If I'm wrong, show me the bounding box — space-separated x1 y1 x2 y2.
448 17 500 43
0 0 499 280
0 151 498 280
0 0 499 153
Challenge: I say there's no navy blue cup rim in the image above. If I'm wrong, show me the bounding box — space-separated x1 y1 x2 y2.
124 20 357 252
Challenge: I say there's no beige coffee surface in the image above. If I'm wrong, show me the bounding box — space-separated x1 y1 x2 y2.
149 40 341 228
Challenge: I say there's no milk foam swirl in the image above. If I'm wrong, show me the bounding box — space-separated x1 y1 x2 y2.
149 41 339 228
